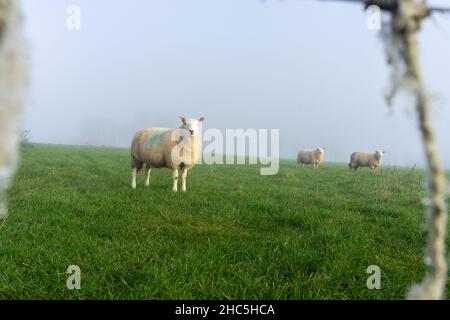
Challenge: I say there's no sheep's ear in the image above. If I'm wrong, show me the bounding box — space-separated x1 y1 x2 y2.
198 117 205 122
179 115 187 124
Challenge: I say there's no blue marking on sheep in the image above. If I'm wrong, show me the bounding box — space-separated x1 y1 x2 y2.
145 131 166 147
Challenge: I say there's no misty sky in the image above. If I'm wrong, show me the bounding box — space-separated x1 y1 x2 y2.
21 0 450 168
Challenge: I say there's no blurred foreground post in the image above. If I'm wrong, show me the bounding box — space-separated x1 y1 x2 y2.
319 0 448 299
0 0 28 218
388 0 448 300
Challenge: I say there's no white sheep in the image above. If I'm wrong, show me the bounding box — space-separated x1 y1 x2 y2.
297 147 325 169
349 150 385 172
130 116 204 192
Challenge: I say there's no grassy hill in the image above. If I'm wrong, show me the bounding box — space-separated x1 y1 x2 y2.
0 144 448 299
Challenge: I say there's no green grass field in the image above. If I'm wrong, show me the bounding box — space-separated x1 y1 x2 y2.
0 144 448 299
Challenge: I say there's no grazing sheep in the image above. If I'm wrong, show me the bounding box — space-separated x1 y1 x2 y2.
131 116 204 192
349 150 385 172
297 147 325 169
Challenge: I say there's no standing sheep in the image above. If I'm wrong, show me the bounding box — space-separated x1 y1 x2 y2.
349 150 385 172
130 116 204 192
297 147 325 169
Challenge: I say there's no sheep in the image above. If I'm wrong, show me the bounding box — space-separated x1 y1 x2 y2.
297 147 325 169
349 150 385 172
130 116 204 192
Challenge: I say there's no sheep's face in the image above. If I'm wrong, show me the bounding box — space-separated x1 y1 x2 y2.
375 150 385 160
316 147 324 154
179 116 205 136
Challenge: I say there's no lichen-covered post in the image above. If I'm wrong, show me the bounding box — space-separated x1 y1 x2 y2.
0 0 28 218
320 0 448 299
382 0 448 299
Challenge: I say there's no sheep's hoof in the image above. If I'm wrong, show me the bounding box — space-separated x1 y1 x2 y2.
182 189 187 192
172 189 178 193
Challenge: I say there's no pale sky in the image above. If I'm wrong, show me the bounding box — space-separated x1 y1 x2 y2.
21 0 450 167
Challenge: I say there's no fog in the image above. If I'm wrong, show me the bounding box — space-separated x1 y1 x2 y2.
21 0 450 168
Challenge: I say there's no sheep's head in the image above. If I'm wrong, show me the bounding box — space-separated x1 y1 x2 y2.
179 116 205 136
375 150 385 160
316 147 324 154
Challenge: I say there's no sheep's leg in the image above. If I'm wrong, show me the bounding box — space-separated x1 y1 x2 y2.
181 168 188 192
144 167 152 187
131 168 137 189
172 169 179 192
